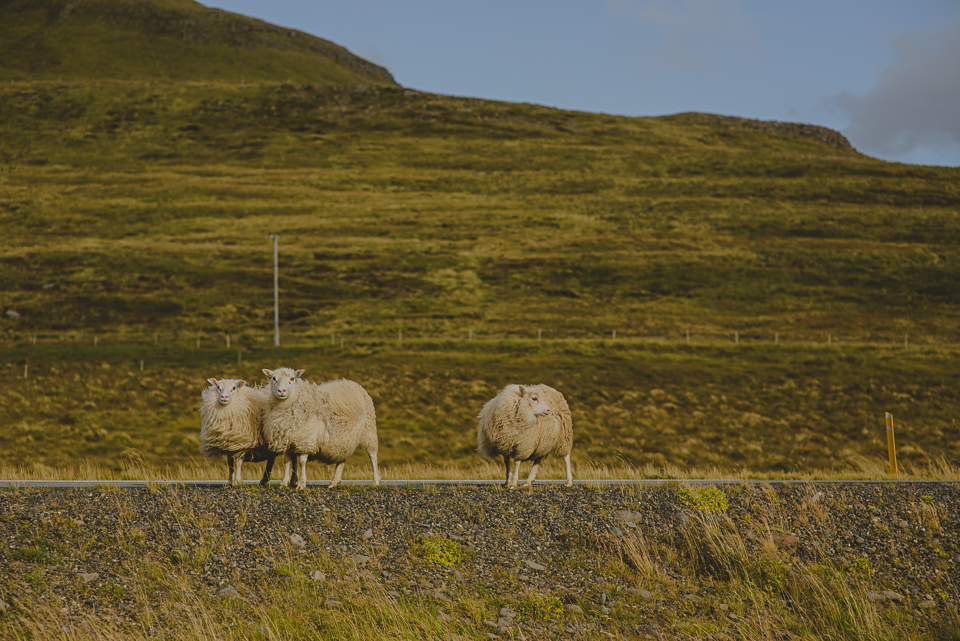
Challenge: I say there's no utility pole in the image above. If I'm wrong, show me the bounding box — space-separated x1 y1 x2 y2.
269 234 280 347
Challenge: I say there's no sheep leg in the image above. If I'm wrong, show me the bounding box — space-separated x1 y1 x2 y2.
563 452 573 487
296 454 309 490
259 456 275 486
368 451 381 486
330 461 345 488
502 455 512 488
511 460 522 489
234 455 244 486
282 453 294 487
521 458 542 488
227 454 236 486
289 456 299 488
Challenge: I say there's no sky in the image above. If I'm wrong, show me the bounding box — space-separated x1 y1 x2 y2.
210 0 960 167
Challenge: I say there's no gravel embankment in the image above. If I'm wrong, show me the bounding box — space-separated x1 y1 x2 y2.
0 482 957 638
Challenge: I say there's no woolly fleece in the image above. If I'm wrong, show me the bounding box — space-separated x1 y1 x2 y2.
477 383 573 488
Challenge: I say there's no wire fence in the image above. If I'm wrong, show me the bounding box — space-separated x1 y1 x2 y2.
1 328 944 351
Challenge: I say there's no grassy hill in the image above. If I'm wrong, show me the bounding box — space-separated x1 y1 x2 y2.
0 0 396 85
0 4 958 478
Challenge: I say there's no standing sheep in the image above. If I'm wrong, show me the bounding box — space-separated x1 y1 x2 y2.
261 367 380 489
200 378 281 486
477 384 573 488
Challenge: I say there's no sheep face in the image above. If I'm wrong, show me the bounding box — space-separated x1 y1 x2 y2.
207 378 246 405
262 368 305 400
520 385 551 417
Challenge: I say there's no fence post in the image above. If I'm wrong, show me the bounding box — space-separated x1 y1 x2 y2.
226 334 231 349
775 332 778 344
538 329 541 342
885 412 898 474
140 360 144 372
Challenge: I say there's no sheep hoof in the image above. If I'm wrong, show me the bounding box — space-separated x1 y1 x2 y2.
564 482 573 487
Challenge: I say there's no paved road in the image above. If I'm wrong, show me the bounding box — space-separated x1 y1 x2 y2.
0 478 951 488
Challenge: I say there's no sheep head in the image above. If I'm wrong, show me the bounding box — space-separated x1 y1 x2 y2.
519 385 551 417
262 367 305 400
207 378 246 405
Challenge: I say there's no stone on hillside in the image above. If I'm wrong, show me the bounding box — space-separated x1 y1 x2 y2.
615 510 642 523
324 599 343 608
289 534 306 548
363 528 373 539
309 570 325 582
564 604 583 615
524 559 545 571
352 554 370 566
882 590 904 602
218 585 241 598
772 533 799 555
77 573 99 583
918 600 937 609
866 591 885 603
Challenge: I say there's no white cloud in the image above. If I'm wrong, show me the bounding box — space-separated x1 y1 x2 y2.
832 13 960 163
606 0 757 73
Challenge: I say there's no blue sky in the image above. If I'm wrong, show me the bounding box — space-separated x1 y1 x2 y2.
211 0 960 167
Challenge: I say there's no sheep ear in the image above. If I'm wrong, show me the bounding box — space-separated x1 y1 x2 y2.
296 369 305 378
262 369 273 377
207 378 218 386
236 380 246 388
518 385 526 395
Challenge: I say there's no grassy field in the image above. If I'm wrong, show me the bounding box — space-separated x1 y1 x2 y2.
3 337 959 477
0 8 959 477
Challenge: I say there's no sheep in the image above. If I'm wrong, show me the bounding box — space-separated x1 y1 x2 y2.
477 384 573 488
200 378 285 486
261 367 380 489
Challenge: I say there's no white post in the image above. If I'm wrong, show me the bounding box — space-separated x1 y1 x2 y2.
269 234 280 347
904 334 908 349
469 329 473 341
331 333 335 346
238 351 242 364
226 334 231 349
612 330 616 341
775 332 778 344
94 335 98 347
154 333 158 345
140 360 144 372
538 328 541 342
24 363 28 378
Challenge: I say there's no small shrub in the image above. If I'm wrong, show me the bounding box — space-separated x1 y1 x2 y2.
14 546 48 563
515 592 565 622
919 496 935 505
678 487 728 513
414 536 461 566
849 557 873 577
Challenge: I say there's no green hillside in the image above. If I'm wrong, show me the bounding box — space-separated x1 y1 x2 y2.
0 3 958 476
0 0 396 85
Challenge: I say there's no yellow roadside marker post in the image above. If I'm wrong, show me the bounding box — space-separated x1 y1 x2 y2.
885 412 898 474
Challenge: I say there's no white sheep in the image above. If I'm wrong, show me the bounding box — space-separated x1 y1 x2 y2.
200 378 282 486
261 367 380 489
477 384 573 488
